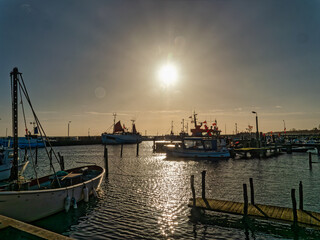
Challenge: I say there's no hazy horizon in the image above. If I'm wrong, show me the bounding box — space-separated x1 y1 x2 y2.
1 0 320 137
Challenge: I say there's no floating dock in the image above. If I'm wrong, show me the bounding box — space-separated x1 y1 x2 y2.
189 171 320 228
0 214 72 239
188 198 320 227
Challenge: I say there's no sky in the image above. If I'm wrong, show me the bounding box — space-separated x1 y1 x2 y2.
1 0 320 136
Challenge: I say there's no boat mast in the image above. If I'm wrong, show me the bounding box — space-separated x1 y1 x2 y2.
113 113 117 133
181 119 185 133
10 67 19 181
171 121 174 135
131 119 135 133
193 111 198 128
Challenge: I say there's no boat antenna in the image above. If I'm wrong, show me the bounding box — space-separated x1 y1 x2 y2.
131 119 135 133
193 111 197 128
171 121 174 135
10 67 19 181
113 113 117 132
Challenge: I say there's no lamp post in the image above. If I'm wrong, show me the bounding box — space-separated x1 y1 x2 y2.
68 121 71 137
252 111 260 148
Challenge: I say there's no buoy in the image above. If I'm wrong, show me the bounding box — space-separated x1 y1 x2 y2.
72 197 77 209
64 196 71 212
93 188 98 198
83 185 89 202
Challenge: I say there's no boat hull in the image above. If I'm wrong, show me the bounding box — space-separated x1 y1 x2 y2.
0 137 45 148
0 165 104 223
101 134 142 145
166 149 230 158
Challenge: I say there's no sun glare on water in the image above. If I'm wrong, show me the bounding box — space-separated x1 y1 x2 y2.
157 63 178 87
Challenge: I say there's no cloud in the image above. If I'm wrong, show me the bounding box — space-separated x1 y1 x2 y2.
20 4 32 14
85 111 112 116
38 111 58 114
275 105 282 109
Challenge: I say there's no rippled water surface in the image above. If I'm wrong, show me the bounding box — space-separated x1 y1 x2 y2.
3 141 320 239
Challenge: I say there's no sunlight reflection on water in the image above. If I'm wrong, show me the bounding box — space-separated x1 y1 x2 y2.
13 142 320 239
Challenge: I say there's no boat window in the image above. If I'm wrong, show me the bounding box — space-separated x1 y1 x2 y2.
204 141 212 149
184 140 203 149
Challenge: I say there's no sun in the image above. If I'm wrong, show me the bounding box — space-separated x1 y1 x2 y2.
157 63 178 87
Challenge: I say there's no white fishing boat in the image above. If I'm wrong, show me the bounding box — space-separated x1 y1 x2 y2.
0 165 104 222
166 137 230 158
102 114 142 145
0 68 105 223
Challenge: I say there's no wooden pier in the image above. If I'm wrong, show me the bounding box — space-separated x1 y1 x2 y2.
234 146 283 158
188 198 320 227
0 214 72 239
189 171 320 228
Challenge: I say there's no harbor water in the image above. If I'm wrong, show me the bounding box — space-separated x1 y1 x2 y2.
2 141 320 239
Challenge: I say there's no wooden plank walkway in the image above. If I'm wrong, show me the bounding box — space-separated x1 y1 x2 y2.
0 214 73 239
188 198 320 227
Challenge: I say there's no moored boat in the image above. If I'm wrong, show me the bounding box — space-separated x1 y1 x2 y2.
166 137 230 158
0 165 104 223
0 68 105 223
102 114 142 145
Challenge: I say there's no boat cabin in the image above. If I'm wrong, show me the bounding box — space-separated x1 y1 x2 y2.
180 137 219 151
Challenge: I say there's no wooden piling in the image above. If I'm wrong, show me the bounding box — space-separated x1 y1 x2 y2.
201 171 206 199
24 148 27 162
299 181 303 210
249 178 255 205
291 189 298 225
243 183 248 216
120 144 123 157
286 145 292 154
104 145 109 177
61 156 65 171
57 152 64 171
136 143 139 156
35 146 38 165
191 175 196 207
309 152 312 170
49 149 52 166
153 139 156 152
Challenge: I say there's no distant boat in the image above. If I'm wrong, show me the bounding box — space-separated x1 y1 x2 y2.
189 111 221 137
166 137 230 158
0 136 45 149
0 147 28 181
102 114 142 145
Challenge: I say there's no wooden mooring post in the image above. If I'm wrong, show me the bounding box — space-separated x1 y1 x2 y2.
104 145 109 177
309 152 312 170
291 188 298 225
120 144 123 157
35 146 38 165
24 148 27 162
57 152 65 171
136 143 139 156
299 181 303 210
243 183 248 216
201 171 206 199
191 175 196 207
249 178 255 205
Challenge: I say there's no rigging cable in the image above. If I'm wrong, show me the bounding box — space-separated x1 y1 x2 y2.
18 73 61 187
18 82 40 188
